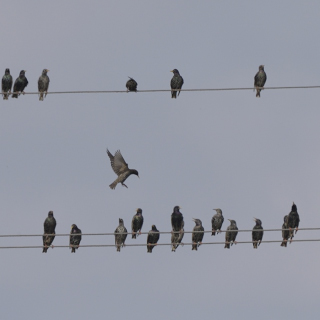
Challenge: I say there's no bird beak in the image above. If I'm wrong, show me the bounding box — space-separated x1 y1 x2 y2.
192 218 196 221
136 208 139 212
170 70 173 72
47 69 50 72
253 217 257 221
24 70 27 72
228 219 231 222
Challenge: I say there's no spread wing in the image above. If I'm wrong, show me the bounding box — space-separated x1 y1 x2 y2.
107 149 128 175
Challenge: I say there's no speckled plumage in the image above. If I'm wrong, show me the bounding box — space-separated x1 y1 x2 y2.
170 69 184 98
287 202 300 242
225 219 238 249
70 224 82 253
254 65 267 97
114 218 128 252
281 215 289 247
147 225 160 253
211 208 224 235
192 219 204 251
43 211 56 253
12 70 28 98
2 68 13 100
252 218 263 249
171 206 184 232
38 69 50 101
131 208 143 239
171 220 184 252
126 77 138 92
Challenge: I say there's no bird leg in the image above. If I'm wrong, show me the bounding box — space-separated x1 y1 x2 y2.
295 227 298 234
139 230 142 235
121 183 128 188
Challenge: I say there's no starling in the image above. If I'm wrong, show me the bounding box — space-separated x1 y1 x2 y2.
38 69 50 101
114 218 128 252
287 202 300 242
280 215 289 247
211 208 224 235
70 224 82 253
126 77 138 92
252 218 263 249
147 225 160 253
131 208 143 239
171 220 184 252
192 218 204 251
2 68 13 100
170 69 184 98
171 206 184 232
225 219 238 249
12 70 28 98
254 65 267 97
106 149 139 189
43 211 56 253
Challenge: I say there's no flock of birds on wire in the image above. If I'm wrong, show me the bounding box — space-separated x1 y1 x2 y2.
1 65 267 100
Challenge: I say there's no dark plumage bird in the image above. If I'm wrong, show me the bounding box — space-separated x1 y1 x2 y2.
171 206 184 232
106 149 139 189
225 219 238 249
114 218 128 252
147 225 160 253
192 218 204 251
12 70 28 98
252 218 263 249
281 215 289 247
254 65 267 97
70 224 82 253
170 69 184 98
287 202 300 242
43 211 56 253
171 220 184 252
38 69 50 101
211 208 224 235
2 68 13 100
131 208 143 239
126 77 138 92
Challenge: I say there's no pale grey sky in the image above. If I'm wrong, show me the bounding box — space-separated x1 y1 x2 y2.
1 1 320 319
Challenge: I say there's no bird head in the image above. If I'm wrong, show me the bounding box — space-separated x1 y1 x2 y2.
136 208 142 214
5 68 10 74
253 218 262 226
213 208 222 214
228 219 236 226
48 211 54 217
292 202 297 212
20 70 26 76
42 69 49 75
132 170 139 178
71 224 77 230
173 206 181 213
151 225 157 231
119 218 124 224
192 218 202 226
259 65 264 71
171 69 180 75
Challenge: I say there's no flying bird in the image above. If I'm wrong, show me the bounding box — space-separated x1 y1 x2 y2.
12 70 28 98
170 69 184 98
252 218 263 249
225 219 238 249
211 208 224 235
192 218 204 251
38 69 50 101
126 77 138 92
131 208 144 239
171 220 184 252
147 225 160 253
2 68 13 100
43 211 56 253
70 224 82 253
171 206 184 232
106 149 139 189
280 215 289 247
114 218 128 252
287 202 300 243
254 65 267 97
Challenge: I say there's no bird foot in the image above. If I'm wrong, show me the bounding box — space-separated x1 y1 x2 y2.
22 91 25 95
139 230 142 235
295 227 298 234
51 245 54 249
234 241 238 245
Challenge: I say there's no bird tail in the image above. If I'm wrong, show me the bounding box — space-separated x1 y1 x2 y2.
192 244 197 250
171 245 176 252
117 246 121 252
147 245 152 253
71 247 76 253
256 89 261 97
280 240 287 247
42 247 48 253
39 93 44 101
12 93 18 98
109 179 118 189
253 242 257 249
224 243 230 249
212 230 216 236
171 91 177 99
132 232 137 239
3 92 8 100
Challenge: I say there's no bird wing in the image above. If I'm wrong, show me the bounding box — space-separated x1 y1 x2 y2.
109 150 129 175
254 72 259 86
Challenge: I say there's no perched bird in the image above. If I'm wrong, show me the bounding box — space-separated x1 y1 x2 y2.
114 218 128 252
281 215 289 247
254 65 267 97
252 218 263 249
131 208 144 239
106 149 139 189
12 70 28 98
211 208 224 235
70 224 82 253
171 220 184 252
170 69 184 98
2 68 13 100
192 218 204 251
43 211 56 253
38 69 50 101
171 206 184 232
126 77 138 92
225 219 238 249
147 225 160 253
287 202 300 242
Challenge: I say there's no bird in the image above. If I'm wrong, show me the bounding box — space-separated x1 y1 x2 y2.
287 202 300 242
12 70 28 98
131 208 143 239
126 77 138 92
192 218 204 250
2 68 13 100
171 206 184 232
38 69 50 101
70 224 82 253
252 218 263 249
171 220 184 252
106 149 139 189
281 215 289 247
43 211 56 253
254 65 267 97
114 218 128 252
147 225 160 253
170 69 184 98
211 208 224 235
225 219 238 249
